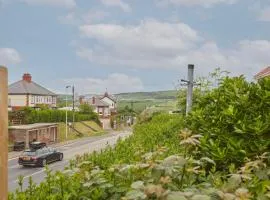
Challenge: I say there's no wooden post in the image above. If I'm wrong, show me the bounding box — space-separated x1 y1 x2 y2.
0 66 8 200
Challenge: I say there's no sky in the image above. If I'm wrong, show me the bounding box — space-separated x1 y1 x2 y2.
1 0 270 94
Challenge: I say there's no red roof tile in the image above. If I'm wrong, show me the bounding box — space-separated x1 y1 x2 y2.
255 66 270 80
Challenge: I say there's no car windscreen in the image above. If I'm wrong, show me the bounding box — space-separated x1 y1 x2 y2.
22 151 36 156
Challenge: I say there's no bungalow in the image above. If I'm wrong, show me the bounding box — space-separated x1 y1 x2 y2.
8 73 57 110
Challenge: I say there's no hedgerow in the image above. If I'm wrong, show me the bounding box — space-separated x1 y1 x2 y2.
9 107 101 125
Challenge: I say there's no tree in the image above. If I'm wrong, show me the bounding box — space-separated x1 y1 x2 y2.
79 103 93 114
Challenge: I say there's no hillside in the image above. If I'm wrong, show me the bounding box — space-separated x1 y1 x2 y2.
116 90 178 100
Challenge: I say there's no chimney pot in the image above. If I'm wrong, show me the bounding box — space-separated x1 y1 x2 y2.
23 73 32 83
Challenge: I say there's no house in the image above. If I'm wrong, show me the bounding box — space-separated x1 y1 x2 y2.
79 91 117 118
100 91 117 114
254 66 270 80
8 73 57 110
9 123 59 148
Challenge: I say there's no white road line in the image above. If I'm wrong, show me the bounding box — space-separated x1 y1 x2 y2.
13 169 45 183
9 164 20 169
8 134 115 161
11 133 131 185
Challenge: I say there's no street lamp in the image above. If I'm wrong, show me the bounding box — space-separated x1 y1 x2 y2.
65 85 71 139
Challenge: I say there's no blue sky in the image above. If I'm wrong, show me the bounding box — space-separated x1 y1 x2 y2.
1 0 270 94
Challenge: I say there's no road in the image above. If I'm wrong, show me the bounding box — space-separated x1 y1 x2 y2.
8 131 131 192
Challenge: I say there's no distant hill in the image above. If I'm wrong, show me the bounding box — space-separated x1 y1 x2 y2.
116 90 178 101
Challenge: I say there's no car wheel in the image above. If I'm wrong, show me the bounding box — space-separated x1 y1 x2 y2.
41 159 47 167
59 154 63 161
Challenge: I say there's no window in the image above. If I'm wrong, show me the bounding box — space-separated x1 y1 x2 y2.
31 96 35 104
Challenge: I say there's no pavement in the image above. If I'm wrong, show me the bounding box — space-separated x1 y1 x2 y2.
8 131 131 192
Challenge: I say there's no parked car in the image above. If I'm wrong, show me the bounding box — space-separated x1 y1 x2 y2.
13 141 25 151
18 147 63 167
29 142 47 150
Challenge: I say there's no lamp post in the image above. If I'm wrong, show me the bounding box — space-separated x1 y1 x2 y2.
65 85 71 139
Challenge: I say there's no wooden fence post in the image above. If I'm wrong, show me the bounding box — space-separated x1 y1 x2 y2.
0 66 8 200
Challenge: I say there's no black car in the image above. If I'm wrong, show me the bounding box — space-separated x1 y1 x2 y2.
29 142 47 150
13 141 25 151
18 147 63 167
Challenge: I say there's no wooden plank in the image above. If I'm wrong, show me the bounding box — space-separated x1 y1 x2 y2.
0 66 8 200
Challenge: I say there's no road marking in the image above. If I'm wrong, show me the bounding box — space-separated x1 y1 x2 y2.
10 132 131 186
13 169 45 183
8 134 115 161
9 164 20 169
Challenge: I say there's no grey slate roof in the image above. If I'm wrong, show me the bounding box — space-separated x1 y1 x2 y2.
9 80 56 96
91 97 110 107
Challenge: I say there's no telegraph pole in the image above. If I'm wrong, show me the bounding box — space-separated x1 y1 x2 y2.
0 66 8 200
72 85 75 128
181 64 198 116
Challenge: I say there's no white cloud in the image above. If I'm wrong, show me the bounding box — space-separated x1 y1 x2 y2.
100 0 131 12
156 0 238 8
59 10 109 25
20 0 76 8
62 73 144 94
79 19 201 53
0 48 21 65
258 7 270 22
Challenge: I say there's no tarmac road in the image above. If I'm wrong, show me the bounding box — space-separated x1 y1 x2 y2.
8 131 131 192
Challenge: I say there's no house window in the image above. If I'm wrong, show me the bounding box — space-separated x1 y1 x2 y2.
31 96 35 104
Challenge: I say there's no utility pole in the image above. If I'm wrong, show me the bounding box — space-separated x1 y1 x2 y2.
0 66 8 200
181 64 199 116
72 85 75 128
65 85 71 139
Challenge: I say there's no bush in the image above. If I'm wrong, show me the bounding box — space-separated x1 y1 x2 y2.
9 108 101 125
185 76 270 169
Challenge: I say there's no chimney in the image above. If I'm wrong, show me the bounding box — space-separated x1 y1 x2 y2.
22 73 32 83
92 96 96 105
79 96 84 104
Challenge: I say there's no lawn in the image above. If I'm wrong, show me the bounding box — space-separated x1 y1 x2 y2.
58 121 105 142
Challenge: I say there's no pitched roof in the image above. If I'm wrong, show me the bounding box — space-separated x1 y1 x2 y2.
100 94 117 102
254 66 270 80
9 80 56 96
89 97 110 107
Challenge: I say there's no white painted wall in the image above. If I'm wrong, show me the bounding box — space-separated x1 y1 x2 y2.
30 95 57 107
8 95 26 107
101 97 116 109
9 94 57 108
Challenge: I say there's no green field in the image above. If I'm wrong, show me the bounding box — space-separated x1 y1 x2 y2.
116 90 178 100
116 90 178 113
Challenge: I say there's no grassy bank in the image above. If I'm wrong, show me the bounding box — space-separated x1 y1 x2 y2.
58 121 105 142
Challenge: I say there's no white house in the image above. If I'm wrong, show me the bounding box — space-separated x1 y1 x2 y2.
79 91 117 118
8 73 57 110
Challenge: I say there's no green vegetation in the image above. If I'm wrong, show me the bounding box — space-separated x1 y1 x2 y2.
9 107 101 125
117 90 178 114
9 75 270 200
116 90 178 100
118 99 176 114
58 121 105 142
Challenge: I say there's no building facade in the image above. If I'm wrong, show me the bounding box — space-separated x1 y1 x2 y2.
9 123 59 148
79 92 117 118
8 73 57 110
